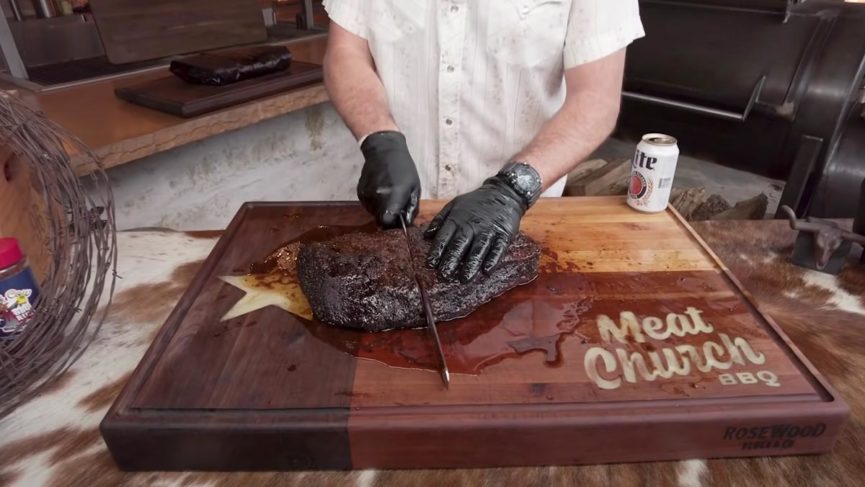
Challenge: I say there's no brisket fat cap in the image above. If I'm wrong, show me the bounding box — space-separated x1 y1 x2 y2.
296 224 541 332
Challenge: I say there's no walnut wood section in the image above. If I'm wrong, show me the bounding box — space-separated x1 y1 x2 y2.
18 36 328 175
101 197 848 471
89 0 266 64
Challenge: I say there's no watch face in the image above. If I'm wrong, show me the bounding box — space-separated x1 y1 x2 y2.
513 165 540 192
503 162 542 206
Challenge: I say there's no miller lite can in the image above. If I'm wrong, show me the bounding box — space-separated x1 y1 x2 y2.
627 133 680 213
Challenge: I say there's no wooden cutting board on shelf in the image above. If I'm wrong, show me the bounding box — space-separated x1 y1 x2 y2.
114 61 323 117
101 197 848 471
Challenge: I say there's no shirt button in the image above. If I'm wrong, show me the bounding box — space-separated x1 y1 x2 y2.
445 164 453 171
445 118 454 126
450 5 459 13
446 65 455 73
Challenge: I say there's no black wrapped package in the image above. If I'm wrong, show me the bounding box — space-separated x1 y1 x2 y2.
169 46 293 86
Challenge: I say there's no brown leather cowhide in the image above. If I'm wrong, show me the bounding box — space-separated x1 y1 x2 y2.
0 221 862 487
691 219 865 487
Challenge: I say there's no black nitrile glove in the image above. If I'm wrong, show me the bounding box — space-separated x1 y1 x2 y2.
425 164 542 282
357 131 421 229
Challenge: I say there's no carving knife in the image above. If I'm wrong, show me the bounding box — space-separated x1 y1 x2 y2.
398 213 451 389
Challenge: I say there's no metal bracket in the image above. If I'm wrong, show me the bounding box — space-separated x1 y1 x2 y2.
784 0 812 23
859 79 865 119
0 3 27 80
300 0 315 30
622 75 767 123
776 135 823 218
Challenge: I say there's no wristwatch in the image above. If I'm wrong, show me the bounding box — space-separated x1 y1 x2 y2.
497 161 543 208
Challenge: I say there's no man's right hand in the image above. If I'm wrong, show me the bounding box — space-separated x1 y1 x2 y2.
357 131 421 228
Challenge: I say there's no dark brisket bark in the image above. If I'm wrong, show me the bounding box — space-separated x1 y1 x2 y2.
297 225 540 331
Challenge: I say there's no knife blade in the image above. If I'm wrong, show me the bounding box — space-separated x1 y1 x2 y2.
398 213 451 389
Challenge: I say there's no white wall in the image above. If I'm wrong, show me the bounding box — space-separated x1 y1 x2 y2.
100 103 360 231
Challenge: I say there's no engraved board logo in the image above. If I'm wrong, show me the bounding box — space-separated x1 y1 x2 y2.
583 307 769 391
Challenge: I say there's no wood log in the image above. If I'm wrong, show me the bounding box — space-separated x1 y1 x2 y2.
670 187 708 220
713 193 769 220
564 159 629 196
600 180 630 196
565 159 608 184
691 194 732 221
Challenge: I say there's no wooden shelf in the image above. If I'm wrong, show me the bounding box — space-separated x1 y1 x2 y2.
11 35 329 175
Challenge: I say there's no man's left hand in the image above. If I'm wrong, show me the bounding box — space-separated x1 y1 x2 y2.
425 171 536 282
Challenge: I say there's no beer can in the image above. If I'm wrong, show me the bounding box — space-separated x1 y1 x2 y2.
627 133 680 213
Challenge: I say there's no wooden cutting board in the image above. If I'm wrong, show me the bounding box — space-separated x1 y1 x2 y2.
114 61 323 117
89 0 267 64
101 197 848 471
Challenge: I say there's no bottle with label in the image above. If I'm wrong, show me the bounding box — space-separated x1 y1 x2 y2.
0 238 41 338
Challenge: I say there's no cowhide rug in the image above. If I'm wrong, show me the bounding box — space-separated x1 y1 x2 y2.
0 220 862 487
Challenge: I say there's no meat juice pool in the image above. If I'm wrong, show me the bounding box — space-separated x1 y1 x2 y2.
244 222 589 375
239 220 728 386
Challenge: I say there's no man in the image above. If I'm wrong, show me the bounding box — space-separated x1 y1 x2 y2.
323 1 644 282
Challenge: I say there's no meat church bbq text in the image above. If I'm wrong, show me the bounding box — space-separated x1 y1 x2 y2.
584 307 768 390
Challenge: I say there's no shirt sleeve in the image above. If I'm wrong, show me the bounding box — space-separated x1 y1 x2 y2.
322 0 368 39
563 0 645 68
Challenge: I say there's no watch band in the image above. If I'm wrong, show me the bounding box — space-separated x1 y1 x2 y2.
497 161 543 208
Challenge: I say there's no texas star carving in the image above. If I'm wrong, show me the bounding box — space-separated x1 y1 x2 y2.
219 273 311 321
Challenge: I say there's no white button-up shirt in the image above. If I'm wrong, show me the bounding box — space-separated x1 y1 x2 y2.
323 0 645 199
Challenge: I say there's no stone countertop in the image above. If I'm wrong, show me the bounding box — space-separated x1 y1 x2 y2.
0 218 863 486
15 35 329 176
